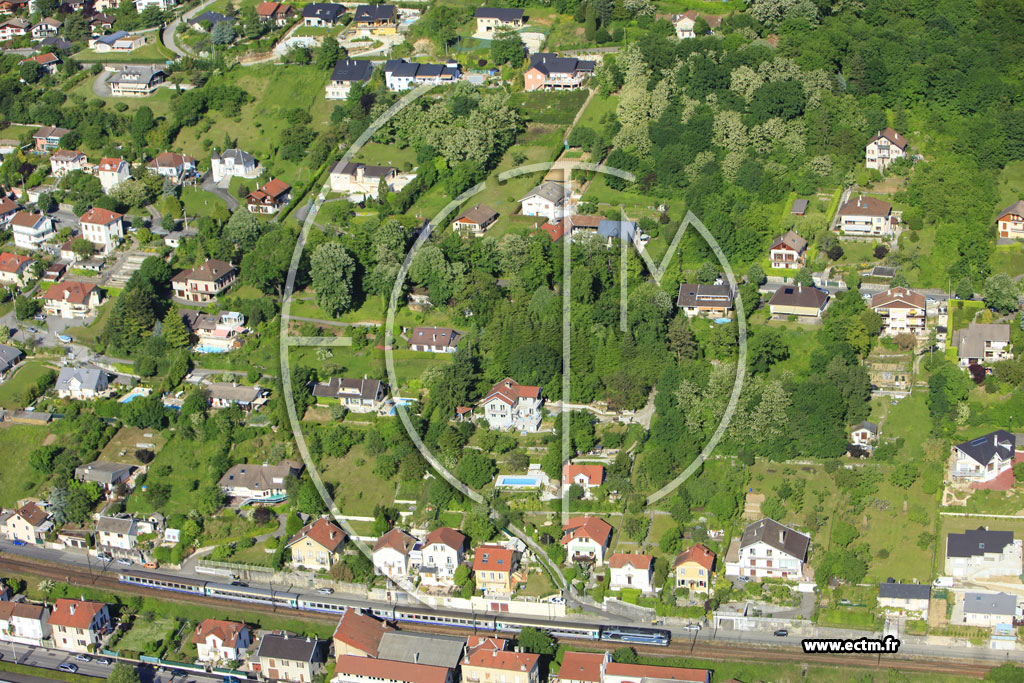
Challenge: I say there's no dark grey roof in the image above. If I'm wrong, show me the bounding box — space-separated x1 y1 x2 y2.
855 421 878 434
94 30 129 45
952 324 1012 361
0 344 24 372
331 58 373 84
528 53 592 76
301 3 344 21
740 518 810 560
790 199 809 214
332 161 395 178
376 631 465 668
946 526 1015 558
256 634 326 663
597 219 637 242
954 430 1015 467
189 11 232 26
474 7 523 21
353 4 395 22
75 461 132 484
520 180 569 204
676 283 735 307
96 515 135 535
40 36 73 50
212 148 256 165
870 266 896 278
312 377 385 401
963 592 1016 616
878 582 930 601
108 65 164 86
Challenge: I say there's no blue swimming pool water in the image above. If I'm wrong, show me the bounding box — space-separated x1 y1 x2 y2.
120 393 142 403
498 476 542 487
194 345 229 354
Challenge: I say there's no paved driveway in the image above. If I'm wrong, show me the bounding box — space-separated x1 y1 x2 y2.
92 69 111 97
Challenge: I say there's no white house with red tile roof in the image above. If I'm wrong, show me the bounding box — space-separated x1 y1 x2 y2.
78 207 124 255
333 608 392 657
865 128 908 171
41 281 103 318
372 528 418 579
671 10 720 39
0 251 34 286
147 152 196 183
603 661 710 683
246 178 291 214
480 377 543 432
0 196 19 225
11 211 54 249
461 646 540 683
472 544 519 595
0 601 50 646
0 502 52 545
837 195 895 236
561 516 613 565
192 619 251 664
769 229 807 270
559 651 609 683
997 200 1024 240
171 259 237 303
870 286 927 337
21 51 60 74
562 463 604 497
608 553 654 593
334 654 453 683
420 526 466 587
49 599 110 653
97 157 130 192
409 326 461 353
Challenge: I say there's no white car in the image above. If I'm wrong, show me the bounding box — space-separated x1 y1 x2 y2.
116 558 132 566
96 552 112 561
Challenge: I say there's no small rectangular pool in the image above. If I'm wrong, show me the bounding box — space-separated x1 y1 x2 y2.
496 475 544 489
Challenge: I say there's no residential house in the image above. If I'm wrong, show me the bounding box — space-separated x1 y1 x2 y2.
0 0 26 15
55 366 110 399
673 543 715 594
870 287 927 337
596 219 638 246
0 502 52 544
734 518 810 580
419 526 466 588
561 516 613 565
49 599 111 653
0 344 24 377
768 230 807 270
255 1 294 25
180 310 247 352
246 178 290 214
558 651 609 683
523 53 595 91
134 0 175 10
329 161 397 199
107 65 165 96
21 52 60 75
837 195 895 237
326 59 373 99
672 10 720 39
952 323 1013 368
562 464 603 497
90 30 146 52
461 647 539 683
0 252 34 286
97 157 131 191
333 655 453 683
372 527 418 579
0 602 50 646
945 527 1022 578
409 326 461 353
11 211 55 249
480 377 543 432
171 259 237 303
865 128 908 171
95 514 137 551
332 608 391 657
32 125 69 151
78 207 124 254
472 544 518 595
950 431 1017 485
473 7 523 35
791 198 809 215
608 553 654 593
383 59 460 91
352 4 397 35
251 633 326 683
89 14 116 31
768 284 830 320
962 592 1017 628
301 2 343 26
676 283 735 319
30 16 61 39
188 10 232 30
520 181 572 222
286 517 347 571
850 421 878 448
42 281 103 318
193 619 251 665
877 581 930 618
603 662 710 683
147 152 196 183
0 197 19 225
211 148 261 182
453 204 498 236
0 17 29 40
206 382 268 411
43 261 65 282
74 461 133 497
996 200 1024 240
39 34 72 50
218 460 303 502
311 376 388 413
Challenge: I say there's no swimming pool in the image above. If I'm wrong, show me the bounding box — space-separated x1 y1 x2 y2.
194 344 229 354
119 388 152 403
496 475 544 489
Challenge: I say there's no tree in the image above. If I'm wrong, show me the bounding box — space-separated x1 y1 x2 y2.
747 263 766 286
71 237 94 261
162 309 191 349
890 462 919 489
210 20 236 45
983 273 1020 314
224 209 264 250
490 30 524 65
517 627 556 655
316 35 340 70
14 295 42 320
456 452 496 489
108 663 141 683
197 484 225 516
956 276 974 301
749 327 789 374
131 106 154 148
310 242 356 317
19 61 42 84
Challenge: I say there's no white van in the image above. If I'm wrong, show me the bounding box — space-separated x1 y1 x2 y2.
933 577 954 588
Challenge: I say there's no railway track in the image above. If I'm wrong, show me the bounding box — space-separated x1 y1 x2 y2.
0 556 994 679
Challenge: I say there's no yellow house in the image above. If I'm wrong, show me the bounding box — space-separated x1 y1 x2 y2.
673 544 715 595
473 545 519 596
285 517 347 571
0 502 52 545
352 4 397 35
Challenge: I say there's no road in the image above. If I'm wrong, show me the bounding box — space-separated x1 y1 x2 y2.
92 70 111 97
162 0 219 57
0 642 220 682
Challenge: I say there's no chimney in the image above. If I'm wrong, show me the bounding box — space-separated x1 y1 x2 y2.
414 652 419 663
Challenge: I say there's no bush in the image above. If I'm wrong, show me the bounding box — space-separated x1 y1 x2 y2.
135 449 155 464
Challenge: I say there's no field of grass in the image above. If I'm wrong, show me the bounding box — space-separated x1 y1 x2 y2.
320 443 395 516
65 297 116 347
574 93 618 132
949 299 985 332
98 426 168 463
354 142 418 171
117 616 179 653
180 186 228 218
0 360 55 410
75 41 175 63
508 90 589 126
994 160 1024 218
0 424 52 506
991 243 1024 277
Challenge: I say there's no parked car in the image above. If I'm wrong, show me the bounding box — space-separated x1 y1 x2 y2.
316 587 334 595
143 562 159 569
75 655 90 662
96 552 112 561
684 623 701 631
773 630 788 637
33 314 45 321
12 539 26 546
59 663 78 673
96 658 111 665
116 558 132 566
57 334 71 343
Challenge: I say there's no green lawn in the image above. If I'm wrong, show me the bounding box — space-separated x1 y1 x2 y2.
320 443 395 516
0 360 55 410
991 243 1024 277
0 424 52 506
74 41 175 63
574 93 619 131
117 617 179 653
507 90 589 126
354 142 418 172
994 160 1024 219
180 186 228 218
65 298 116 348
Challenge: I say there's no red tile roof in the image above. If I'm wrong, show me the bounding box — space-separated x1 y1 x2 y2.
332 609 391 657
287 517 347 553
466 636 507 654
424 526 466 551
472 544 514 573
559 651 606 683
870 286 926 310
562 464 604 487
539 220 565 241
604 661 709 682
149 152 195 168
838 195 891 217
481 378 541 406
192 619 247 648
98 157 127 172
372 527 417 555
49 599 105 630
464 648 539 672
0 197 18 214
10 211 44 228
255 0 278 14
607 552 652 570
335 654 450 683
673 543 715 571
42 281 98 304
79 207 123 225
561 516 612 546
15 502 48 527
868 127 907 150
0 251 32 274
259 178 291 198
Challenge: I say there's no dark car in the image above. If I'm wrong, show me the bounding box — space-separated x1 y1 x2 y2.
773 629 788 637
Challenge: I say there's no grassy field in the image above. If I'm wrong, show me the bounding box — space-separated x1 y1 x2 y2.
0 360 56 410
508 90 589 126
994 160 1024 218
320 443 395 516
98 426 168 463
65 297 116 347
574 93 618 131
180 186 228 218
0 424 52 506
75 41 175 63
991 243 1024 277
117 616 179 653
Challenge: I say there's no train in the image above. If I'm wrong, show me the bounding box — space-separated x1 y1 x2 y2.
117 569 670 646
